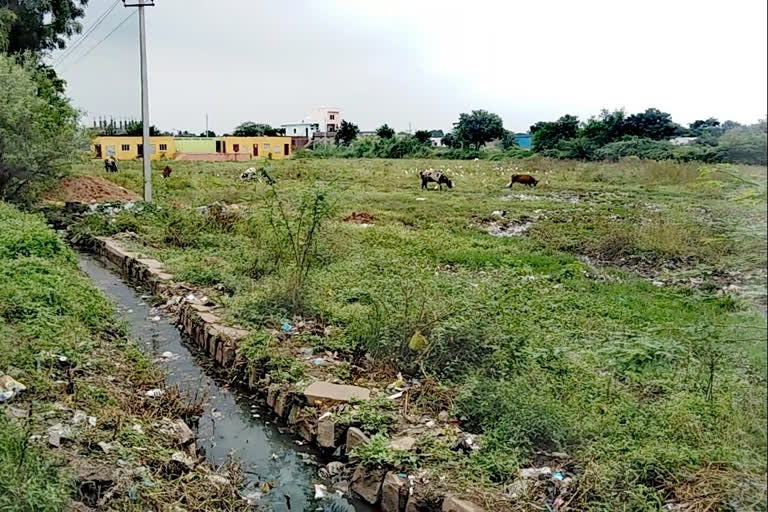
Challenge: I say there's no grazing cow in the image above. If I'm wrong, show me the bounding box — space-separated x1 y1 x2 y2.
507 174 538 188
104 156 118 173
420 170 453 190
162 165 172 178
240 167 258 180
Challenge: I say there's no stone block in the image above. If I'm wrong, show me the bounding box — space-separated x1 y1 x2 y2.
304 382 370 405
351 466 385 505
274 391 290 417
346 427 370 451
298 421 315 442
381 472 408 512
266 387 278 408
287 404 300 425
317 419 337 448
442 495 485 512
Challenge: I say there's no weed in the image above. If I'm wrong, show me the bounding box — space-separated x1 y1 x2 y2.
350 433 418 469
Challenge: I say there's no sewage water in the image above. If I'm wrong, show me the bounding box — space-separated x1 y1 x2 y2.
78 254 370 512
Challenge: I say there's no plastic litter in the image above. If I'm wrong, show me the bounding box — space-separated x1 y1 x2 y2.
553 472 564 481
0 375 26 403
88 416 97 427
281 322 292 332
127 487 137 501
387 391 404 400
151 316 161 322
145 388 164 397
314 484 328 499
312 358 326 366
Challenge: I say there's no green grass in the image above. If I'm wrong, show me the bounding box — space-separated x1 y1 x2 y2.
67 156 767 509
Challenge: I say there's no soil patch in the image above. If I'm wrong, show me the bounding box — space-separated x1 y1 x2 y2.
344 211 376 224
45 176 139 203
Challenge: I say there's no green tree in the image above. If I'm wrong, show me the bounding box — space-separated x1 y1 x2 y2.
199 130 216 137
453 110 504 148
441 132 458 148
579 109 626 147
530 114 579 152
623 108 682 140
376 124 395 139
335 120 359 145
414 130 431 145
2 1 87 54
501 130 519 149
124 121 162 136
233 122 283 136
0 54 82 202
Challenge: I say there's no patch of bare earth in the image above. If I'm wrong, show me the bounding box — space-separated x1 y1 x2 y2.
44 176 139 203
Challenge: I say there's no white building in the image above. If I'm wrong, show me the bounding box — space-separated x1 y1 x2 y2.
309 107 342 133
281 122 319 138
429 137 444 147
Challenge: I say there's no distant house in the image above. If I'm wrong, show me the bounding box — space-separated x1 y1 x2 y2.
91 136 176 160
358 131 377 137
429 137 443 147
309 107 342 133
670 136 698 146
281 122 320 139
513 133 532 149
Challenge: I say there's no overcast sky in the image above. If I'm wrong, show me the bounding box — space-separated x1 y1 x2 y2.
49 0 767 135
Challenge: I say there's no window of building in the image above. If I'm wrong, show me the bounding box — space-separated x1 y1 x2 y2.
121 144 130 151
274 145 281 153
159 143 168 151
263 143 270 150
329 114 335 120
293 128 297 134
233 144 240 152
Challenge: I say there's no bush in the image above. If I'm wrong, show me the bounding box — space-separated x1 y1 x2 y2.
0 54 83 203
0 202 72 261
596 137 675 161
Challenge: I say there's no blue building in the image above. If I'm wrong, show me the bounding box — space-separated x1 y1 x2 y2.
513 133 532 149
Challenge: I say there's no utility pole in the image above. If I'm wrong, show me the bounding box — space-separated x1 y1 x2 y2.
205 113 209 136
124 0 154 202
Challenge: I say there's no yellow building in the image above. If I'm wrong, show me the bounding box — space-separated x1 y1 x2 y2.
91 136 176 161
220 136 293 160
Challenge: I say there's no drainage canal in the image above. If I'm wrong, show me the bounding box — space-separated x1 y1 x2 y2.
78 253 372 512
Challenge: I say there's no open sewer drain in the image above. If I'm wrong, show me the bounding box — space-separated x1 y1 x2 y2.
78 253 372 512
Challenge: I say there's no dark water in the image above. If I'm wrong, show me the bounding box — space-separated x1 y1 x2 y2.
78 254 369 512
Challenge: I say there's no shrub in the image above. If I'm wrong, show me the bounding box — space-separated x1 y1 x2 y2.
0 202 72 261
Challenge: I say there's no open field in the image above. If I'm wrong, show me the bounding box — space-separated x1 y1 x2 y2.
60 156 767 510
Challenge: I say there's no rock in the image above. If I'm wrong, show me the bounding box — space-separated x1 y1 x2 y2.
450 433 479 454
298 421 315 443
350 466 385 504
333 480 350 494
69 500 97 512
169 451 196 471
317 419 337 448
519 466 552 479
390 436 416 451
304 382 371 405
0 374 26 403
3 405 28 421
318 461 346 479
381 472 408 512
170 419 195 446
346 427 370 451
97 441 113 454
437 411 450 422
442 495 485 512
207 474 230 487
274 391 290 417
550 451 569 459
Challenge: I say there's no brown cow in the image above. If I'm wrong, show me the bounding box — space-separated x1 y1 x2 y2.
162 165 172 178
507 174 538 188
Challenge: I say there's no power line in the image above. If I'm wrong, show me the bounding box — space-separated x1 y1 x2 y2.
60 11 136 73
53 0 121 67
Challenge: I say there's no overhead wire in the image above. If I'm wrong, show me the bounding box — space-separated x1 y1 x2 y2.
59 11 137 73
53 0 122 67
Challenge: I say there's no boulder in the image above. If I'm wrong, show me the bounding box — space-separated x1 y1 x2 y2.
381 472 408 512
304 382 370 405
351 466 385 504
346 427 370 451
442 495 485 512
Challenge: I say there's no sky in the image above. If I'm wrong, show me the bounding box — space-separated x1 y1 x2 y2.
49 0 768 135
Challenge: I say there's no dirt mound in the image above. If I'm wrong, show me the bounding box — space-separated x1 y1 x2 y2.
344 211 376 224
45 176 139 203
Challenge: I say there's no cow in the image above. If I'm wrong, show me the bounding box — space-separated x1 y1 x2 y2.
162 165 172 178
420 170 453 190
104 156 118 173
507 174 538 188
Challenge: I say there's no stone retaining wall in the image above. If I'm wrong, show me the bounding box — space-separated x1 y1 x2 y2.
88 237 485 512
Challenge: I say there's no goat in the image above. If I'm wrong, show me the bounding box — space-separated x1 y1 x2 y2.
507 174 538 188
162 165 172 178
420 170 453 190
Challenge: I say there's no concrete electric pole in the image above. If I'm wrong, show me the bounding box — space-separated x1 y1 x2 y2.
124 0 154 202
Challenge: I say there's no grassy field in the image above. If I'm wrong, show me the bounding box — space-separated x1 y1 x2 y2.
64 156 767 510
